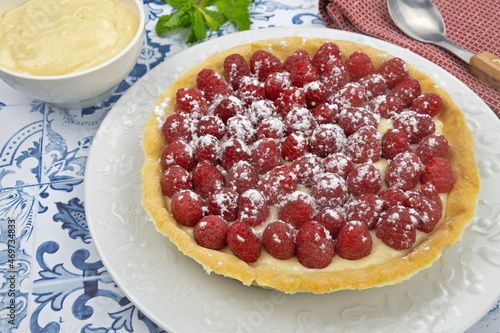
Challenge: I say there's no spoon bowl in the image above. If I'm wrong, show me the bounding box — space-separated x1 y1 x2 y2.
387 0 472 63
388 0 445 43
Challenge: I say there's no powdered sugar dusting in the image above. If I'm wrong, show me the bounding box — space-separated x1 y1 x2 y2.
154 97 170 129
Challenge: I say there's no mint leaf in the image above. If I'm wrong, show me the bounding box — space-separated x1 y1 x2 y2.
165 0 194 9
216 0 251 31
156 0 251 43
204 8 228 26
156 7 191 36
199 0 219 6
199 7 220 32
189 10 207 43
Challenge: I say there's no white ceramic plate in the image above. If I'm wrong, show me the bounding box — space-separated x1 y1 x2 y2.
85 27 500 333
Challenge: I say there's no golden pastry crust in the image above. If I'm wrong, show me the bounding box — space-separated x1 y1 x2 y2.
141 37 480 294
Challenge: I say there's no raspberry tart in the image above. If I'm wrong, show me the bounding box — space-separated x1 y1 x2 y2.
141 37 480 294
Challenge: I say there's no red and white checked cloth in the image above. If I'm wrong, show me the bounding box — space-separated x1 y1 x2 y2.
319 0 500 117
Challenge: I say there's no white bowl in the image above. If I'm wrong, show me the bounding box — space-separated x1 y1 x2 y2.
0 0 145 109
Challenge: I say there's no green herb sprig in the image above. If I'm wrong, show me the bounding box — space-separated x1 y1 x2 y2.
156 0 252 44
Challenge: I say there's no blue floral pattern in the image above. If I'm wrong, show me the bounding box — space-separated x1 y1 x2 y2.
0 0 497 332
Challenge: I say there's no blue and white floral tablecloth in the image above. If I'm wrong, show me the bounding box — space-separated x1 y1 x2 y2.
1 0 499 332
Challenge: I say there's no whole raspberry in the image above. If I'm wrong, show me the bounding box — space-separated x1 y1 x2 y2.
196 68 215 88
191 161 225 198
344 126 382 164
385 152 423 191
227 221 261 263
344 193 384 229
337 107 379 137
251 138 282 174
196 68 233 103
311 103 339 124
223 53 251 89
226 114 255 145
197 115 225 139
256 117 285 141
416 134 449 164
381 128 412 159
175 87 209 118
207 187 239 222
420 157 454 193
262 221 296 260
161 165 192 197
366 95 403 118
226 160 259 195
393 111 435 144
278 191 315 229
264 72 291 101
290 60 319 88
238 189 270 226
410 93 443 117
377 57 409 89
391 79 421 108
358 74 387 99
346 164 382 197
283 50 311 72
284 107 318 136
379 188 406 210
310 173 348 210
161 113 193 144
193 215 228 250
247 100 277 127
345 51 375 81
313 208 345 238
258 166 298 205
250 50 283 81
213 96 246 124
320 58 350 92
274 87 307 117
296 220 335 269
309 124 346 158
328 82 366 109
161 140 196 171
236 76 266 105
220 138 250 171
336 221 373 260
304 81 329 108
323 153 354 179
290 154 324 187
194 134 221 165
281 132 309 162
419 182 440 198
311 42 342 74
376 206 420 250
404 192 443 233
170 190 206 227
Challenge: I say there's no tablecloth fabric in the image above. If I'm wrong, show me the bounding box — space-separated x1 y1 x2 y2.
319 0 500 116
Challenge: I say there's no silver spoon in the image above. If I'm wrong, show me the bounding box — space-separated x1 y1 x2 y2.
387 0 500 91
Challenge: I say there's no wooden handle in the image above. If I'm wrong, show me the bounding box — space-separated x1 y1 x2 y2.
468 51 500 91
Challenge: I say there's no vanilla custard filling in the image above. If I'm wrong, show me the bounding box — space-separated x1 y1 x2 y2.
0 0 139 75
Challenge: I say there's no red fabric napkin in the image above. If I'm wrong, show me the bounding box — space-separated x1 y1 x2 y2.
319 0 500 117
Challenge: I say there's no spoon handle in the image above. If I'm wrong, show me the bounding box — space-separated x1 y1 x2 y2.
469 51 500 91
435 38 474 64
